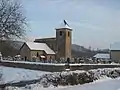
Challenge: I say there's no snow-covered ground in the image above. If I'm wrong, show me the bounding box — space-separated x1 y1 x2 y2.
0 66 50 84
1 65 120 90
7 78 120 90
1 60 65 66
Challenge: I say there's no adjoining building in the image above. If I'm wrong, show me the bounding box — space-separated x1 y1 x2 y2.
20 42 55 61
110 42 120 63
20 20 72 61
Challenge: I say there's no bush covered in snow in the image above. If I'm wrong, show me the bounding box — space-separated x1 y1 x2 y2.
28 68 120 88
5 68 120 89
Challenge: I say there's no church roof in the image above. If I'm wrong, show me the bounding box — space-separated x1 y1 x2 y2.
56 20 72 30
25 42 55 54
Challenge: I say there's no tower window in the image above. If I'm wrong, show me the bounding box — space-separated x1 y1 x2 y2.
60 31 62 36
68 32 70 37
37 52 39 57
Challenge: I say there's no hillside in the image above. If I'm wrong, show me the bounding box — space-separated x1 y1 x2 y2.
0 40 109 58
71 44 96 58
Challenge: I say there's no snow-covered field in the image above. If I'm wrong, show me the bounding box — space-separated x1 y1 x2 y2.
0 66 120 90
0 66 50 84
6 78 120 90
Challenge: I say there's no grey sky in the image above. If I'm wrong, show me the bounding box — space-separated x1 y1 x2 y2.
21 0 120 49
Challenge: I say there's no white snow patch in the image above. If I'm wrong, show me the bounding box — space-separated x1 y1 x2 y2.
6 78 120 90
1 60 65 66
0 66 50 84
2 60 120 66
26 42 55 54
93 53 110 59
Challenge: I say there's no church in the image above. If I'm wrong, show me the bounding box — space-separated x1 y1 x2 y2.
20 20 72 61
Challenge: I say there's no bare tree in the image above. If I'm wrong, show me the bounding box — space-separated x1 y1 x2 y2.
0 0 27 40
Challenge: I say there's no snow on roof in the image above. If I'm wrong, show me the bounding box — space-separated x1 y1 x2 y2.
93 53 110 59
26 42 55 54
56 20 72 30
110 42 120 50
35 37 56 40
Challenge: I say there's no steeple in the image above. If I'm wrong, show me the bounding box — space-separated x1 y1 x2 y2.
56 20 72 30
55 20 72 60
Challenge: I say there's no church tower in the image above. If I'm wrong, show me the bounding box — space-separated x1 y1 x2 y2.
56 20 72 60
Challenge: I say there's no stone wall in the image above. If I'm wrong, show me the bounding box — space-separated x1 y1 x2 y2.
0 61 120 72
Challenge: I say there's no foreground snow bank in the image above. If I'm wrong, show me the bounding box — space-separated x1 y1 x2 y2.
0 66 50 84
6 68 120 89
39 68 120 87
6 77 120 90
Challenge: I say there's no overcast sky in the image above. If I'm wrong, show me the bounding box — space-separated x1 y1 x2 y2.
21 0 120 49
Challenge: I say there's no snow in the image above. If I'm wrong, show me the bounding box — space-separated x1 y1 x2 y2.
25 42 55 54
54 78 120 90
6 77 120 90
93 53 110 59
69 63 120 66
0 66 50 84
1 60 65 66
2 60 120 66
3 67 120 90
56 20 72 30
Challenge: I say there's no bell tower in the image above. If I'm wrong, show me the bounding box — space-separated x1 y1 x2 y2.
56 20 72 60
